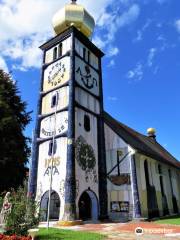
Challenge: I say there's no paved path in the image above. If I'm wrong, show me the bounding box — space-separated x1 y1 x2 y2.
39 221 180 240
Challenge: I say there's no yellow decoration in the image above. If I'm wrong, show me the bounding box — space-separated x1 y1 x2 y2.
52 1 95 38
147 128 156 135
57 220 83 226
44 157 61 168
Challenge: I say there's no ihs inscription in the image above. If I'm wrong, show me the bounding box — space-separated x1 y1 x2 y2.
44 166 59 176
44 157 60 176
48 61 66 87
44 156 60 168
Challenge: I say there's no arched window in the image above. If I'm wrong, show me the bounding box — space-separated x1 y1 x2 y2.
84 114 90 132
158 164 162 174
48 140 57 156
87 50 90 63
58 43 63 58
83 47 86 60
159 175 165 195
144 160 150 187
51 94 58 108
168 169 173 194
53 47 58 61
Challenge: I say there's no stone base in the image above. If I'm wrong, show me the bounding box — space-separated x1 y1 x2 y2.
132 217 148 222
57 220 83 227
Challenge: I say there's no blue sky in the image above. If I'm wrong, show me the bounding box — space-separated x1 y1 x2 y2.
0 0 180 160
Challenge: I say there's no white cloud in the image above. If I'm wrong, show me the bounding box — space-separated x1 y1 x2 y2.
135 30 143 41
107 47 119 57
108 59 115 67
175 19 180 33
147 48 157 67
0 56 9 73
94 3 140 49
157 0 168 4
108 96 118 101
0 0 139 71
126 62 143 81
133 19 151 42
0 0 64 70
0 0 115 71
153 66 159 75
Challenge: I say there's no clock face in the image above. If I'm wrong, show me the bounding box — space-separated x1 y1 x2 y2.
75 56 99 96
40 111 68 139
43 56 70 92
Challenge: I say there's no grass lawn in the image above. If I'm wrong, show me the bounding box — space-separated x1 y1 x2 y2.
154 215 180 225
36 228 106 240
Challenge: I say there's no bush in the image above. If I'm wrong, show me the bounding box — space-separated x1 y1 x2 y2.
0 195 3 210
5 181 39 236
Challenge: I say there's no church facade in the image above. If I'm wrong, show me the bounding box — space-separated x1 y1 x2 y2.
28 1 180 223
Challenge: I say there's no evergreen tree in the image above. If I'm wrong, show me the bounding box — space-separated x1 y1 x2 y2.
0 69 31 192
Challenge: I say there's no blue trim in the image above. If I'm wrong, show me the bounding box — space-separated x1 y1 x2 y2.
40 82 69 96
63 29 76 220
97 57 108 219
42 51 70 70
131 155 141 218
74 52 100 74
28 50 46 197
37 133 67 144
40 27 104 58
75 101 99 117
38 107 68 119
75 82 100 100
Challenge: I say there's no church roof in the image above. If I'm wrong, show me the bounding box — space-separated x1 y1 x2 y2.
104 111 180 169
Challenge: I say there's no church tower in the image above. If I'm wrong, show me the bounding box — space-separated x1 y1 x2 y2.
28 0 108 222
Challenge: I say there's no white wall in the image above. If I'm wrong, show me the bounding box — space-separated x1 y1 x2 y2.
75 38 99 70
75 87 100 114
45 36 72 64
75 108 99 214
36 137 68 220
41 86 69 115
104 123 134 220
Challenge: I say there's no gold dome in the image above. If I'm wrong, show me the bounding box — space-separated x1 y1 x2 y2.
147 128 156 136
52 1 95 38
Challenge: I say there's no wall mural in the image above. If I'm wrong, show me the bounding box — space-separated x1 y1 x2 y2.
36 182 43 207
75 136 98 183
107 151 131 186
59 180 79 199
75 57 99 96
76 65 97 90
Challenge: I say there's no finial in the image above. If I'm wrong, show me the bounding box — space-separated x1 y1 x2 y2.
71 0 77 4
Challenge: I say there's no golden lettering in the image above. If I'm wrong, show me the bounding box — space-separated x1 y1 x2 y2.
44 157 61 168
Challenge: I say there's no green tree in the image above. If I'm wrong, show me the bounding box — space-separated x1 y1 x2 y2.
0 69 31 192
6 181 39 236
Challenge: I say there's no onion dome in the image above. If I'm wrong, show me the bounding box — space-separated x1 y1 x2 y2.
52 0 95 38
